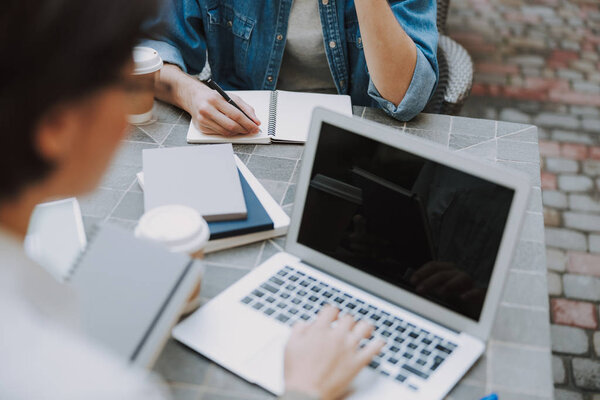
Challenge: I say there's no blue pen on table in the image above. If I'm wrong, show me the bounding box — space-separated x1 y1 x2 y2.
200 78 256 125
480 394 498 400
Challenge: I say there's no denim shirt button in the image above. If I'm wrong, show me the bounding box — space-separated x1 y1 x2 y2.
329 41 336 49
276 34 283 41
227 20 232 28
267 76 274 82
322 0 329 5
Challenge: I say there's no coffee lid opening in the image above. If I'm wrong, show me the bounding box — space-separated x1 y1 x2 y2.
135 205 210 254
132 46 163 75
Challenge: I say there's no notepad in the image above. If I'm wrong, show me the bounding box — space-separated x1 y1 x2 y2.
143 144 247 222
186 90 353 144
136 155 290 253
208 169 274 240
69 223 202 367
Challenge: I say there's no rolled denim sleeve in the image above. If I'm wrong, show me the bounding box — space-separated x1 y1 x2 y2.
367 0 439 121
367 48 437 121
141 0 207 75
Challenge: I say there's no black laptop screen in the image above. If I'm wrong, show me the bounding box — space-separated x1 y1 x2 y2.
296 122 515 321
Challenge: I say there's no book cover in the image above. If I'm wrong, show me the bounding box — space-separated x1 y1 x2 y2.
207 170 274 240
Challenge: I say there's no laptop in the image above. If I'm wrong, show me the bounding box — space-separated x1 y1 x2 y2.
173 108 530 399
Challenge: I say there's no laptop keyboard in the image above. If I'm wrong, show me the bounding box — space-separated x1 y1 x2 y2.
240 266 457 390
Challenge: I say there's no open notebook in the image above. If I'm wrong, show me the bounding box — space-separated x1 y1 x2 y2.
186 90 353 144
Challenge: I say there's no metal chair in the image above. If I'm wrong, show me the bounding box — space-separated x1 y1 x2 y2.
425 0 474 115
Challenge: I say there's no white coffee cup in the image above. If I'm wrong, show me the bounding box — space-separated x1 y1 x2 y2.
135 205 210 313
128 47 163 125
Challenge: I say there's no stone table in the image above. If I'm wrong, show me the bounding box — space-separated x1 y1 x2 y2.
80 101 553 400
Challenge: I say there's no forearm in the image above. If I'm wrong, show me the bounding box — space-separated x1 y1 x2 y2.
156 63 205 114
354 0 417 106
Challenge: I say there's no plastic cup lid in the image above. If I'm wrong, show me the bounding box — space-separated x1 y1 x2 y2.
135 205 210 254
132 46 163 75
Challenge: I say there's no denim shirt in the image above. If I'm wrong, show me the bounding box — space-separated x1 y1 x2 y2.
142 0 438 121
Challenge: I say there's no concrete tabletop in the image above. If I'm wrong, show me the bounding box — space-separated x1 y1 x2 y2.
80 101 553 400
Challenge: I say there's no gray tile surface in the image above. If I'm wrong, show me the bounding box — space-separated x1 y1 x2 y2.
80 102 551 399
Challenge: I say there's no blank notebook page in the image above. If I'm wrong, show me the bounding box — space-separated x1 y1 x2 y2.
273 91 353 142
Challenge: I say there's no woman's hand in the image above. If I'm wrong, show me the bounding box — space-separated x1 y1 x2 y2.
284 305 385 400
187 85 261 137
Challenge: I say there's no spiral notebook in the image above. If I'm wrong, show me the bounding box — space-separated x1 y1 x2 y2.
68 223 202 367
186 90 353 144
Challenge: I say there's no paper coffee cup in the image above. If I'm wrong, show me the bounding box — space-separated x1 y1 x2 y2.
128 47 163 125
135 205 209 314
135 204 209 257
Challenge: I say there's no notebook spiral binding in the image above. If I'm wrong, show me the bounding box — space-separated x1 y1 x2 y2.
63 224 99 283
268 91 278 137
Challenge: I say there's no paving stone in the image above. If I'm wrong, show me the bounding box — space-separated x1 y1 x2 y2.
551 298 598 329
589 235 600 253
554 389 584 400
547 272 563 295
543 208 561 227
547 248 567 272
552 130 595 145
582 118 600 134
499 108 531 123
545 157 579 173
594 332 600 357
551 324 589 354
541 172 558 190
561 143 589 160
535 113 580 130
563 274 600 301
567 251 600 277
545 228 587 251
557 175 594 192
539 140 561 157
572 358 600 391
582 160 600 176
569 194 600 213
543 190 568 209
563 212 600 232
552 355 566 384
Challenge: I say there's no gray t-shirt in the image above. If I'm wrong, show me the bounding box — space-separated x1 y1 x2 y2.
277 0 337 93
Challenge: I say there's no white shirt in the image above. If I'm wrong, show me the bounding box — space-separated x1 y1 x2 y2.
0 227 170 400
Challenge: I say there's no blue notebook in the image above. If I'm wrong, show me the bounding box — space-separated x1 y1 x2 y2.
208 170 274 240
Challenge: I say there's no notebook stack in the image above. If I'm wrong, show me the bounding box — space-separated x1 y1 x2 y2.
141 144 289 253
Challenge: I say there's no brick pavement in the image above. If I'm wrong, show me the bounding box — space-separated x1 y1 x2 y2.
447 0 600 397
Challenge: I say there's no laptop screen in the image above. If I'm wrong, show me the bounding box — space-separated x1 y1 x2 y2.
297 122 515 322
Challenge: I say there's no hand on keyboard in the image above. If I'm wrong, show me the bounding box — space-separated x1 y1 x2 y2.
283 305 385 400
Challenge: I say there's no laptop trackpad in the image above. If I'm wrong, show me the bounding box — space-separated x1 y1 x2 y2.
242 331 289 395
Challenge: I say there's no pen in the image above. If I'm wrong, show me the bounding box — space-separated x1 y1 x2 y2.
200 78 256 124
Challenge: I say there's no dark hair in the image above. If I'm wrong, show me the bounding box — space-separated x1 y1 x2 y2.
0 0 158 201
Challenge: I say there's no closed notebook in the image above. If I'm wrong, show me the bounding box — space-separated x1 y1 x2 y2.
68 223 202 367
208 170 274 240
136 155 290 253
143 144 247 222
186 90 353 144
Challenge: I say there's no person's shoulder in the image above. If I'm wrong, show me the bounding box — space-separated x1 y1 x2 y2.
0 306 169 400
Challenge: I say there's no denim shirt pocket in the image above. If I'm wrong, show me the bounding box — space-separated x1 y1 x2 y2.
206 2 255 71
345 20 363 50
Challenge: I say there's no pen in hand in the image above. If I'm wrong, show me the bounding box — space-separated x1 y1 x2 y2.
200 78 259 131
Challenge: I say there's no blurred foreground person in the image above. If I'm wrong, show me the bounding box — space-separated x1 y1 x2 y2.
0 1 382 399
